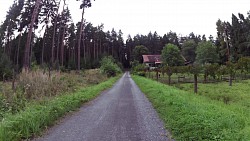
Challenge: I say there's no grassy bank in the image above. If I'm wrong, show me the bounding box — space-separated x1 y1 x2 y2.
0 75 120 141
132 75 249 140
0 69 108 119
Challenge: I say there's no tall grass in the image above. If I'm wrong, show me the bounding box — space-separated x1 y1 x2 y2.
0 75 119 141
0 69 108 117
132 75 249 140
174 80 250 106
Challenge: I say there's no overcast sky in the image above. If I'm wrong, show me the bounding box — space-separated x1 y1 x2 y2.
0 0 250 39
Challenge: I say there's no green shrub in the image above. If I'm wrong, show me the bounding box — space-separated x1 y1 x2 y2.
0 53 13 80
131 61 147 75
100 56 121 77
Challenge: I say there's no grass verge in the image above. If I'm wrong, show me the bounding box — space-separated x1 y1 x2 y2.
132 75 248 141
0 75 120 141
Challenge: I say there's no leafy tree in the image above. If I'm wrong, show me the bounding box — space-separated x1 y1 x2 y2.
161 43 184 66
203 63 220 83
236 57 250 78
181 39 197 63
196 41 219 64
132 45 148 63
215 19 228 64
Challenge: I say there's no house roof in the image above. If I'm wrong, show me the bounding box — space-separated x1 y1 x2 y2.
142 55 162 63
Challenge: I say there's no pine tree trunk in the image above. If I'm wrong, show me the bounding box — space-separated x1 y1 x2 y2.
23 0 42 70
94 40 96 60
57 27 61 63
82 30 86 65
60 0 66 67
17 31 22 67
77 8 85 71
61 26 66 66
42 25 47 65
51 0 62 65
51 21 57 64
112 42 114 56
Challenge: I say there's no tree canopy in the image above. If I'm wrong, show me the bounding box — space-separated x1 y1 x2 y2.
161 43 184 66
132 45 149 63
195 41 219 64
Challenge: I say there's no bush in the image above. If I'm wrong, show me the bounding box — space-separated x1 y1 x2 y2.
131 61 147 75
100 56 121 77
0 53 13 80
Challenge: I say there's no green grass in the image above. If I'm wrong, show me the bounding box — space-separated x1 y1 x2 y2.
175 80 250 107
132 75 250 141
0 76 120 141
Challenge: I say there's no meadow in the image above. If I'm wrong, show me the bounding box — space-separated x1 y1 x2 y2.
132 75 250 140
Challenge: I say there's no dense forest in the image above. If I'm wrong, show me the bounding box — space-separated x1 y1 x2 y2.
0 0 250 79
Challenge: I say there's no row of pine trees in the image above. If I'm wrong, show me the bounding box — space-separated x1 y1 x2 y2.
0 0 249 77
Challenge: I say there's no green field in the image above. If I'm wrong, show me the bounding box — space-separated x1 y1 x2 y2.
132 75 250 141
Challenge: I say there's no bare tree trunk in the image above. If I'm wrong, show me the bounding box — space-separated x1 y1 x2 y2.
112 42 114 56
56 27 61 63
29 32 34 68
94 40 96 60
229 74 232 86
61 26 66 66
51 22 57 64
82 30 86 65
23 0 42 70
16 31 22 67
41 25 48 66
12 68 15 90
77 8 85 71
194 74 198 93
168 75 171 85
51 0 62 65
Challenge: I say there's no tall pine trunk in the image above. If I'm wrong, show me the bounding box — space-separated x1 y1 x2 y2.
23 0 42 70
61 26 66 66
77 8 85 71
16 31 22 67
60 0 66 66
41 25 48 65
51 0 62 65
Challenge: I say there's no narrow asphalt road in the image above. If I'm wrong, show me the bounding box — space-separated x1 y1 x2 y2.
34 72 171 141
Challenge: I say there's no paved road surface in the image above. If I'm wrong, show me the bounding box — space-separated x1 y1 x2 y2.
34 72 171 141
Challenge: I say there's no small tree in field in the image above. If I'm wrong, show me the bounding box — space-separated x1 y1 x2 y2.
161 43 184 85
189 64 202 93
226 62 236 86
237 57 250 79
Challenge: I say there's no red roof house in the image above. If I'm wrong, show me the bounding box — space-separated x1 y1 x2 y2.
142 55 162 67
